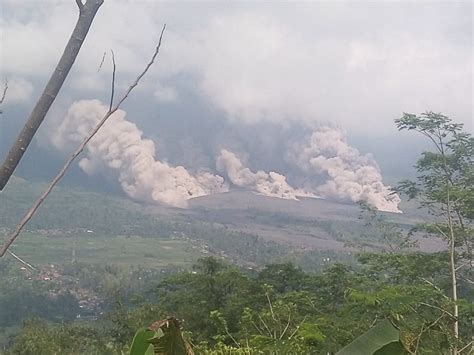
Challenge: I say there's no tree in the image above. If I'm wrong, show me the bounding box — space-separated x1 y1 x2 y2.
0 25 166 257
336 319 408 355
0 80 7 116
156 257 258 344
0 0 104 190
129 318 194 355
395 112 473 354
357 201 417 253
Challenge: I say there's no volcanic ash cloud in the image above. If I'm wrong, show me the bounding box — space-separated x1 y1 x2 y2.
216 149 308 200
289 127 401 213
52 100 228 207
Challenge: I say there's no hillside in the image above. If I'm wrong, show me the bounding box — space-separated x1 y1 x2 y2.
0 177 444 270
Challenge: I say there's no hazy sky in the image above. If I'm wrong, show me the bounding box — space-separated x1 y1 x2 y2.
1 0 472 134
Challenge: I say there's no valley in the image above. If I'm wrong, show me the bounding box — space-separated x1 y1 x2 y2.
0 177 444 271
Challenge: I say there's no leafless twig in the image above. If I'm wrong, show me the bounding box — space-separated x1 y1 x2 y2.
279 312 291 340
97 51 106 72
413 322 424 354
75 0 83 10
7 250 37 271
265 290 277 322
458 341 473 354
455 263 468 271
0 80 8 117
0 80 8 105
109 49 116 111
288 315 307 340
412 314 446 354
421 278 450 300
257 313 273 338
0 0 104 191
0 25 166 257
419 302 456 319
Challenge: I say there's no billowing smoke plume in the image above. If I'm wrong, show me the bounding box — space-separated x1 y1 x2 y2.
216 149 310 200
288 126 401 212
52 100 228 207
51 101 400 212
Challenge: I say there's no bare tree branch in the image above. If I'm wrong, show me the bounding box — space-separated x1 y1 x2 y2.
7 250 37 271
113 25 166 110
419 302 456 319
455 263 468 271
257 313 273 338
458 341 473 353
421 278 450 300
279 312 291 340
0 80 8 116
109 49 116 111
0 80 8 105
413 315 446 354
0 25 166 257
288 315 307 340
97 51 106 72
75 0 84 10
0 0 104 191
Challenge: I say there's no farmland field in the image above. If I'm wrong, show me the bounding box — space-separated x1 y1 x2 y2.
4 232 202 268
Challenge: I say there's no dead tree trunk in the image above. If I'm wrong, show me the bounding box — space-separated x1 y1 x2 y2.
0 0 104 190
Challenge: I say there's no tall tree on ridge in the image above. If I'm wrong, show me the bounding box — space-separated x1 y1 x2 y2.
395 112 473 354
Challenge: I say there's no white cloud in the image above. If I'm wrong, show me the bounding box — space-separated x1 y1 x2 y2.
0 1 471 134
2 77 34 104
165 10 471 132
153 84 178 103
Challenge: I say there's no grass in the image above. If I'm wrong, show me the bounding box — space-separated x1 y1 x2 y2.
5 232 201 268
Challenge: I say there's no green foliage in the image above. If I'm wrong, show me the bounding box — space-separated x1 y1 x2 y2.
153 256 469 353
130 328 156 355
357 201 417 251
1 175 424 273
357 252 450 286
0 261 80 328
395 112 473 239
257 263 306 293
3 112 473 354
4 255 472 354
0 177 172 236
156 258 259 343
5 319 118 355
130 318 193 355
336 319 407 355
1 231 201 268
149 319 192 355
297 323 325 345
395 112 473 352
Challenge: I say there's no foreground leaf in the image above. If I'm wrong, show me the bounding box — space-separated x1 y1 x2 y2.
149 318 193 355
130 328 155 355
336 319 407 355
